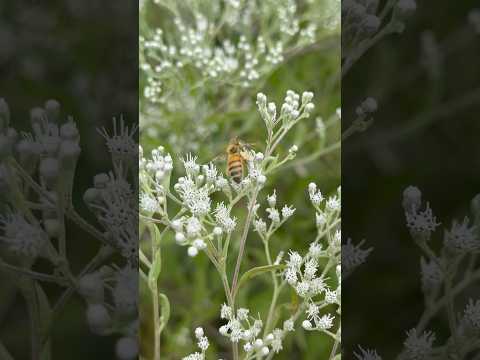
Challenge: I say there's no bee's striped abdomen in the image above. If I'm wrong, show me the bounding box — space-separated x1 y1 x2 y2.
227 154 244 183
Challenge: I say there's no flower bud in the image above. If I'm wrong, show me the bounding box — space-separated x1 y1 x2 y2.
44 219 61 239
195 327 204 338
59 140 81 163
116 337 138 360
60 120 80 141
395 0 417 19
175 232 186 244
187 246 198 257
16 139 41 173
83 188 101 205
30 107 46 134
78 272 105 303
402 186 422 213
86 303 111 335
45 99 61 123
39 157 60 186
94 173 110 189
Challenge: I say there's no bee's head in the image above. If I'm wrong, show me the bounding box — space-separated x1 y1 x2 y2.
227 143 239 154
227 137 241 153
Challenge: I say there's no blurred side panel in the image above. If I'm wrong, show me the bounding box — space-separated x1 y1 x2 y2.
342 0 480 359
0 1 138 359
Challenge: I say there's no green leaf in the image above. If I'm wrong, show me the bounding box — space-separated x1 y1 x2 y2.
158 293 170 333
235 264 285 295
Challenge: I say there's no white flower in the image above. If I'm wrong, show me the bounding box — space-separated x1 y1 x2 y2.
354 346 382 360
221 303 233 319
267 190 277 208
237 308 249 321
140 193 160 213
186 217 202 237
183 153 200 174
284 268 298 285
296 281 311 297
324 289 337 304
286 251 303 270
0 212 48 260
464 299 480 329
308 242 322 258
193 239 207 250
405 203 440 240
254 219 267 235
195 327 204 339
283 319 294 332
444 217 479 253
175 232 186 244
266 208 280 224
175 176 211 216
214 203 237 233
310 277 326 295
303 259 318 280
306 303 320 320
308 183 323 205
188 246 199 257
326 196 340 211
403 329 435 360
219 325 229 336
288 145 298 154
316 314 334 330
202 163 217 182
281 205 296 219
302 320 312 330
197 336 209 351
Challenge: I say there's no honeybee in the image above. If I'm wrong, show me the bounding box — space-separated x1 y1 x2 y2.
226 137 254 183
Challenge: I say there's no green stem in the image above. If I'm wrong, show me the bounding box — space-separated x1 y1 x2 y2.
231 188 260 305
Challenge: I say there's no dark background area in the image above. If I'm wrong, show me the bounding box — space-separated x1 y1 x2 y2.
343 0 480 358
0 1 137 359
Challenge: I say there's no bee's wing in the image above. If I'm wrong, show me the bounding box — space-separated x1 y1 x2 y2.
240 149 254 161
211 153 227 163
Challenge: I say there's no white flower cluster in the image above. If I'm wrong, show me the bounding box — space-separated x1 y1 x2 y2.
218 304 293 357
0 99 139 359
79 265 138 335
139 0 336 155
403 186 440 243
254 189 296 239
182 327 210 360
256 90 315 133
141 0 329 101
360 187 480 359
0 212 49 261
283 183 341 334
